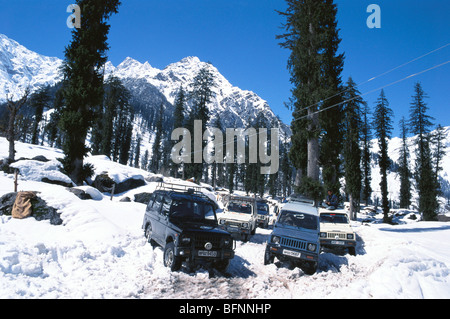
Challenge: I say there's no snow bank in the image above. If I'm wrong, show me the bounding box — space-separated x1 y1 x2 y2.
10 159 74 186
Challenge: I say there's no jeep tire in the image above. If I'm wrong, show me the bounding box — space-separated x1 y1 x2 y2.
301 261 317 275
163 242 182 271
213 259 230 272
263 246 274 265
145 224 158 247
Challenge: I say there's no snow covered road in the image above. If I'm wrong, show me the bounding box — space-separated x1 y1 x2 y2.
1 181 449 299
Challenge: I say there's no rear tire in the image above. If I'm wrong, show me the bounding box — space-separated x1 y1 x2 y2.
145 224 158 247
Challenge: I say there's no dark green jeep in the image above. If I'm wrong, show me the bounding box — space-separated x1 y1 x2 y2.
142 183 235 272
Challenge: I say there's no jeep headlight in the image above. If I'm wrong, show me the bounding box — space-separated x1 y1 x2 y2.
272 236 280 244
219 219 225 225
347 233 354 240
242 222 249 229
307 243 317 252
181 237 191 244
320 232 327 238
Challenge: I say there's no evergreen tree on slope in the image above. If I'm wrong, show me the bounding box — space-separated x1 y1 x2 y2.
372 90 393 223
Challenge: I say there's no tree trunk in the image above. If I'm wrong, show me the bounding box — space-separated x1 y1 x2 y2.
307 110 320 181
6 107 17 163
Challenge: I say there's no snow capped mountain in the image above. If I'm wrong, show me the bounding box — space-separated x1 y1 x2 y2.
0 33 289 136
106 55 290 133
0 34 62 101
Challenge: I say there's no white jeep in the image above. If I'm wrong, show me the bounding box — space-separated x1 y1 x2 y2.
319 210 356 256
218 195 257 242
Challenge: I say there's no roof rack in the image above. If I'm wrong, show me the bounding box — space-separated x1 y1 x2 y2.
155 182 218 207
288 193 316 206
156 181 203 194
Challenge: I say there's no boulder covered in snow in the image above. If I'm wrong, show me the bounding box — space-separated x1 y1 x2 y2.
10 159 75 187
93 173 146 194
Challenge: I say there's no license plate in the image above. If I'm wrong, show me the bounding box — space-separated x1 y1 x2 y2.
198 250 218 257
283 249 301 258
331 241 345 245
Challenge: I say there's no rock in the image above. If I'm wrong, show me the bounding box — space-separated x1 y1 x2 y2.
31 155 49 162
120 197 131 202
66 187 93 200
115 176 146 194
134 192 152 204
41 177 74 188
0 192 17 215
93 173 146 194
31 196 63 225
93 174 115 193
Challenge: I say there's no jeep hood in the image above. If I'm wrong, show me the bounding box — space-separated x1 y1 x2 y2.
220 211 252 222
183 225 230 236
320 223 353 233
272 224 318 243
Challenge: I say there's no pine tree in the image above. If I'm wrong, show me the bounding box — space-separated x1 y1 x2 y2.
46 87 64 148
134 134 141 168
150 104 163 173
431 124 447 188
318 0 345 194
360 102 372 205
408 82 438 221
185 65 216 182
277 0 344 196
5 88 30 163
60 0 120 184
30 86 50 145
398 117 412 208
170 86 186 178
342 77 364 220
372 90 393 223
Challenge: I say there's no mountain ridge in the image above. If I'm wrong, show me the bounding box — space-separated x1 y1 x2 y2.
0 33 290 137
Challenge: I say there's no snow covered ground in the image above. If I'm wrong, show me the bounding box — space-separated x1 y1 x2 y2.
1 137 450 299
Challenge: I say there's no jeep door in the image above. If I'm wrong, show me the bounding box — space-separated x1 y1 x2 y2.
160 195 172 240
151 193 165 244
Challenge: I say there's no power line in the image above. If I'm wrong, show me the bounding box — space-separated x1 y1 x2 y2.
294 42 450 115
293 59 450 122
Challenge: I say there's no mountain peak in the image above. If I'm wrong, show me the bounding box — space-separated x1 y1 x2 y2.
179 56 201 64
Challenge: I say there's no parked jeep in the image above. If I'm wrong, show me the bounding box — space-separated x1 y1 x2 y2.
142 183 235 272
218 195 257 241
256 199 270 228
264 197 320 275
319 210 356 256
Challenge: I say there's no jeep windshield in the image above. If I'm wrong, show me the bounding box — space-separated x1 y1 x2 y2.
170 198 217 225
320 213 349 224
257 203 269 215
227 202 253 214
277 210 318 230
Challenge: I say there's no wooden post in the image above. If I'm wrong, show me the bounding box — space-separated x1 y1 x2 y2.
14 169 18 192
110 184 115 201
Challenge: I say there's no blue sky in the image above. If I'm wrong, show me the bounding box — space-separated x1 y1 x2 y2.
1 0 449 137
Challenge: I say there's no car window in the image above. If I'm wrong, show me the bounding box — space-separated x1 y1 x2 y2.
320 213 349 224
161 196 172 216
278 210 318 230
257 203 269 215
170 199 216 221
228 202 252 214
147 193 156 209
153 194 163 213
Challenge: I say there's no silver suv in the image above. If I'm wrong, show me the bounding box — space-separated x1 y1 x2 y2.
264 196 320 275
